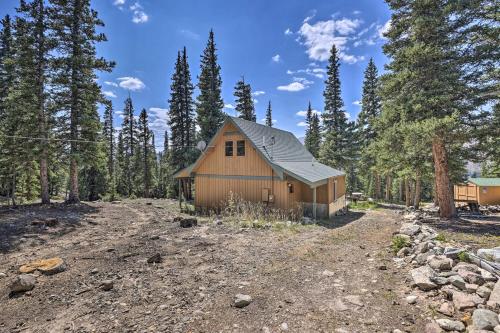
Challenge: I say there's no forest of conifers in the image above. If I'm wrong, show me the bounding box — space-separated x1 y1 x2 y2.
0 0 498 219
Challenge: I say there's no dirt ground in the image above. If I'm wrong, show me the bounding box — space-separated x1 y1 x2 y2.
1 200 494 333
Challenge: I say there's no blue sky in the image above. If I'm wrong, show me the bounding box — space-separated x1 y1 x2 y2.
0 0 391 150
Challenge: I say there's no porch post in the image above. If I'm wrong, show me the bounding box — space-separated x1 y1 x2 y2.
313 186 317 219
178 178 182 211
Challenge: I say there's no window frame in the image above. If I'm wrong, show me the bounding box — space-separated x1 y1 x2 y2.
236 140 245 156
225 141 233 157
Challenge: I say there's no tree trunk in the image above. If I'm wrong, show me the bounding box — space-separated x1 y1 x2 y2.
385 175 392 202
67 158 79 203
399 179 404 202
405 178 411 207
11 168 17 207
40 150 50 204
374 172 381 199
431 137 456 218
414 170 422 209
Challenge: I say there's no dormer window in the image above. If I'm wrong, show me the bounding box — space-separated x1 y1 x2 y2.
225 141 233 156
237 140 245 156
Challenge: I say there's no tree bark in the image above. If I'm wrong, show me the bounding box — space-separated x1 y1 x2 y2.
385 175 392 202
67 158 79 203
374 172 381 199
432 137 456 218
414 170 422 209
399 179 404 202
405 178 411 207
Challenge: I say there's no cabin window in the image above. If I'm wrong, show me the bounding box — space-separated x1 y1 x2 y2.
225 141 233 156
237 140 245 156
288 183 294 194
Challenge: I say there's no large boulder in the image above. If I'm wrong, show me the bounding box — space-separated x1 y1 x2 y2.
400 223 421 236
449 275 467 290
457 270 485 286
472 309 500 331
234 294 252 308
10 274 36 293
427 255 453 271
487 281 500 309
477 247 500 263
411 266 438 291
443 247 462 260
435 318 465 332
453 291 478 311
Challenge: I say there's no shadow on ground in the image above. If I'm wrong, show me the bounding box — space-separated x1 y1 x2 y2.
0 203 98 253
428 215 500 237
316 211 366 229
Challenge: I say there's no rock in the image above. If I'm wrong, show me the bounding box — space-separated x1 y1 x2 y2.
428 255 453 271
435 318 465 332
453 291 478 310
453 262 480 274
411 265 438 291
425 322 444 333
10 274 36 293
487 281 500 308
460 271 486 286
406 295 418 304
147 253 162 264
449 275 467 290
416 252 432 265
400 223 421 236
467 283 479 293
472 309 500 330
476 285 492 299
234 294 252 308
180 218 198 228
377 264 388 270
477 247 500 263
0 272 6 279
280 322 288 331
19 257 66 275
430 276 449 286
437 302 455 316
416 241 431 254
344 295 364 307
444 247 462 260
100 280 113 291
322 270 335 277
494 325 500 333
397 247 411 257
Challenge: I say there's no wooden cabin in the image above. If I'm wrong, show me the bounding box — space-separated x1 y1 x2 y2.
174 116 346 219
454 178 500 206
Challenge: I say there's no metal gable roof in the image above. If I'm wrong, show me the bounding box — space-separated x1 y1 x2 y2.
468 178 500 187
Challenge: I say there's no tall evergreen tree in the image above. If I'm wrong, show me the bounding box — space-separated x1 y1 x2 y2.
49 0 114 203
319 45 354 172
0 15 14 119
102 101 115 197
196 30 224 142
358 58 381 144
138 108 152 197
168 47 196 172
120 96 136 196
304 102 320 158
265 101 272 127
234 77 255 122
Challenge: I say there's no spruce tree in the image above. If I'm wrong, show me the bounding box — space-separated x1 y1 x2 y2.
196 30 224 142
49 0 114 203
304 102 320 157
120 96 137 196
138 108 152 197
102 101 115 197
319 45 353 172
358 58 380 144
234 77 255 122
265 101 273 127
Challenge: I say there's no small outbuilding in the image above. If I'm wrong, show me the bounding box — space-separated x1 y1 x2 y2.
454 177 500 206
174 116 346 219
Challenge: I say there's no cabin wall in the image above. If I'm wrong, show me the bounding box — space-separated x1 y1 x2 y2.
477 186 500 205
454 183 478 202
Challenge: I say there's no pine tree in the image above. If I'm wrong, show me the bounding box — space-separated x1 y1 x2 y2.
168 48 196 172
159 129 175 198
304 102 320 157
49 0 114 203
319 45 354 172
138 108 152 197
358 58 380 145
120 96 137 196
0 15 14 119
196 29 224 143
265 101 273 127
234 77 255 122
102 101 115 197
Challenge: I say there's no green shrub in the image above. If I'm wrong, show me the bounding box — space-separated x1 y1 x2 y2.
434 233 446 242
392 235 409 254
457 251 470 262
348 201 379 210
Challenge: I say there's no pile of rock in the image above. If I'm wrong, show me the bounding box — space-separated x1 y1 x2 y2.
393 213 500 332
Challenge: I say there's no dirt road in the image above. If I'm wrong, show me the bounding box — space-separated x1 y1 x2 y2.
0 200 428 332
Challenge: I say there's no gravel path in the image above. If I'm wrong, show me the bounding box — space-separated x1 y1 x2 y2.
0 200 429 332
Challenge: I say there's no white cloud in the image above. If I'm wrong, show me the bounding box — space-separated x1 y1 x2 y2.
297 121 307 127
130 2 148 24
378 20 391 39
179 29 200 40
353 10 361 15
298 17 364 63
149 107 169 120
253 98 259 104
261 118 277 124
104 81 118 87
103 90 117 98
353 100 362 106
287 67 326 79
296 109 321 117
224 103 235 109
284 28 293 35
113 0 125 6
293 77 314 85
252 91 265 96
272 54 281 62
344 112 351 119
277 82 307 92
117 77 145 91
303 10 317 23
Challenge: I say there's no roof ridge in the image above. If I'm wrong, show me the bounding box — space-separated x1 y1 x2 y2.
229 116 296 137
